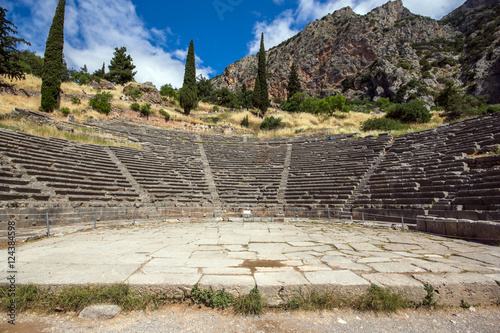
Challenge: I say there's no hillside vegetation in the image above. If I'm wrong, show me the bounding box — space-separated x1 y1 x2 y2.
0 74 449 144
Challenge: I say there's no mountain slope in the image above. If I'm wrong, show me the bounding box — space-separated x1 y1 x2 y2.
211 0 500 104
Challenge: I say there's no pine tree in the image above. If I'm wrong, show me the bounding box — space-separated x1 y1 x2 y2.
0 7 30 81
40 0 66 112
287 62 301 101
252 33 269 115
106 47 136 85
180 40 197 115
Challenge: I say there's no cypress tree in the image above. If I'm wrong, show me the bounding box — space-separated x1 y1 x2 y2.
287 62 301 101
180 40 197 115
252 33 269 115
40 0 66 112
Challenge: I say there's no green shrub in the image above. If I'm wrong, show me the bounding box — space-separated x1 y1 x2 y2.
397 62 411 70
460 299 471 309
422 71 432 79
190 284 233 309
130 102 140 111
240 115 249 128
420 283 437 308
71 96 81 105
207 117 221 123
125 87 143 101
159 108 170 121
420 58 431 72
0 284 171 313
59 107 71 116
160 84 177 99
375 97 393 111
354 284 412 312
233 286 266 315
435 81 495 121
326 94 347 114
89 92 112 115
213 105 219 112
282 92 306 112
283 289 348 311
361 117 408 132
140 103 152 117
260 116 282 130
386 99 431 123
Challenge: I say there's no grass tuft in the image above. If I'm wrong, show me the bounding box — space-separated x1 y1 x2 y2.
283 285 413 312
283 289 348 311
190 284 233 309
233 286 266 315
420 283 437 308
354 284 413 312
0 284 173 313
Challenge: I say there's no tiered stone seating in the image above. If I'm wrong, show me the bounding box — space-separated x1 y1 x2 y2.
203 143 287 207
0 129 140 203
90 120 199 145
1 112 498 226
285 135 391 214
110 144 211 205
0 154 48 202
352 113 500 221
199 133 244 144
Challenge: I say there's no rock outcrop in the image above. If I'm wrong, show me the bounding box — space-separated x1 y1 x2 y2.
211 0 500 103
88 80 115 90
123 82 161 104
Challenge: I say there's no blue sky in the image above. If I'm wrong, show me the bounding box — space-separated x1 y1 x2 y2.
1 0 465 88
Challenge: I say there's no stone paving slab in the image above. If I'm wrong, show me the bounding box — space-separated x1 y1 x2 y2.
2 221 500 306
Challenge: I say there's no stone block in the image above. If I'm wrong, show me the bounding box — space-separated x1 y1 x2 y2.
413 273 500 306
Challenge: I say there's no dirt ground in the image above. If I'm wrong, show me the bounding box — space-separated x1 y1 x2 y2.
2 304 500 333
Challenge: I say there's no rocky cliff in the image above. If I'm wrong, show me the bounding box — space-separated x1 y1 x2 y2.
211 0 500 104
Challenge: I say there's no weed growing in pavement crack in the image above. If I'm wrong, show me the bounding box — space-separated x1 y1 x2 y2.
233 286 266 315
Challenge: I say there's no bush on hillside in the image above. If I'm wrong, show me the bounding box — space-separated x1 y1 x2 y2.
260 116 282 130
140 103 152 117
130 102 140 111
386 99 431 123
240 115 249 128
71 96 81 105
282 92 306 112
59 107 70 116
159 108 170 121
89 92 112 115
361 117 409 132
125 87 143 101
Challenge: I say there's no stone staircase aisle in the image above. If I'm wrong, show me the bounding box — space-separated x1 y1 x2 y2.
340 139 394 220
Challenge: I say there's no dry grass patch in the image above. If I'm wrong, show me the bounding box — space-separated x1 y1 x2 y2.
2 74 41 91
226 111 262 129
0 118 141 148
0 94 41 114
256 111 375 138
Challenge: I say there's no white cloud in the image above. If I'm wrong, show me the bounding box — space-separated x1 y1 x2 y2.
247 10 300 54
247 0 466 55
9 0 213 88
351 0 386 15
296 0 354 22
402 0 466 19
272 0 285 5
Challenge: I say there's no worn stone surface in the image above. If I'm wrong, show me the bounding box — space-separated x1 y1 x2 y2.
1 221 499 306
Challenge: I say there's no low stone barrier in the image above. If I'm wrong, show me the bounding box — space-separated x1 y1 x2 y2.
417 215 500 243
